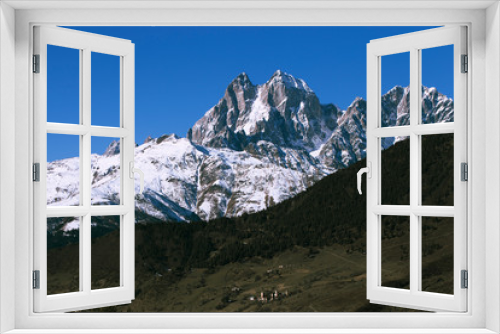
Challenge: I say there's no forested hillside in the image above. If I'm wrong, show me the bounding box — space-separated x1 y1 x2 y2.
47 134 454 312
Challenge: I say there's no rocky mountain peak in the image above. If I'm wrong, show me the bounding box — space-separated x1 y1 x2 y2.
156 133 180 145
103 140 120 157
381 85 410 127
339 97 366 124
273 69 284 76
225 72 256 98
421 86 454 123
188 70 337 152
267 69 313 94
386 85 406 95
230 72 252 85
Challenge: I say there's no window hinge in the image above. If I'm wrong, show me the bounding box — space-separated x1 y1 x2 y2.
461 270 468 289
33 54 40 73
33 163 40 182
461 162 468 182
33 270 40 289
461 54 468 73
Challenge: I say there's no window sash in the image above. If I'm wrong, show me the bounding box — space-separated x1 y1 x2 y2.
366 26 468 312
33 26 136 313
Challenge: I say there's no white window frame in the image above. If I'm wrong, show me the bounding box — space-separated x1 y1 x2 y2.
33 26 136 313
1 1 499 333
365 26 468 312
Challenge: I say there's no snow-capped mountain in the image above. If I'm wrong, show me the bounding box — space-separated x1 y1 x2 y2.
48 133 330 222
47 71 454 225
188 70 341 152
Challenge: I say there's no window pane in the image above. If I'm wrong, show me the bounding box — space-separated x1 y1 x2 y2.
421 45 454 124
91 137 121 206
381 215 410 289
47 133 80 206
91 215 120 290
92 52 120 127
47 45 80 124
421 134 454 206
47 217 80 295
381 52 410 127
421 217 454 294
381 136 409 205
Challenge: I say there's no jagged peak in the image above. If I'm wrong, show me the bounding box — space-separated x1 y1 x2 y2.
229 72 254 87
156 133 180 145
350 96 365 105
336 97 366 126
271 69 287 77
383 85 451 101
103 140 120 157
385 85 405 95
267 70 313 93
421 86 453 102
421 85 438 94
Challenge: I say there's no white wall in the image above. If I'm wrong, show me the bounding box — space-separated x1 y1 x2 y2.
486 2 500 333
0 2 16 333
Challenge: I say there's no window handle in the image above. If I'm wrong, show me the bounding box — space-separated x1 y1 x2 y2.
357 162 371 195
129 162 145 194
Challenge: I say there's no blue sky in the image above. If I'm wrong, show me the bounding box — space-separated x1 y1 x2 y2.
47 26 453 161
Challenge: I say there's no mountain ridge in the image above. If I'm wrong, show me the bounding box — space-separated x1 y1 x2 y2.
47 71 454 224
188 70 340 152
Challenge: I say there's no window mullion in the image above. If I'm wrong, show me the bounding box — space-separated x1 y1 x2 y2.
77 50 86 292
409 47 421 294
82 48 92 294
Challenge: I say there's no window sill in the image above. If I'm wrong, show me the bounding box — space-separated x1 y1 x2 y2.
3 329 498 334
